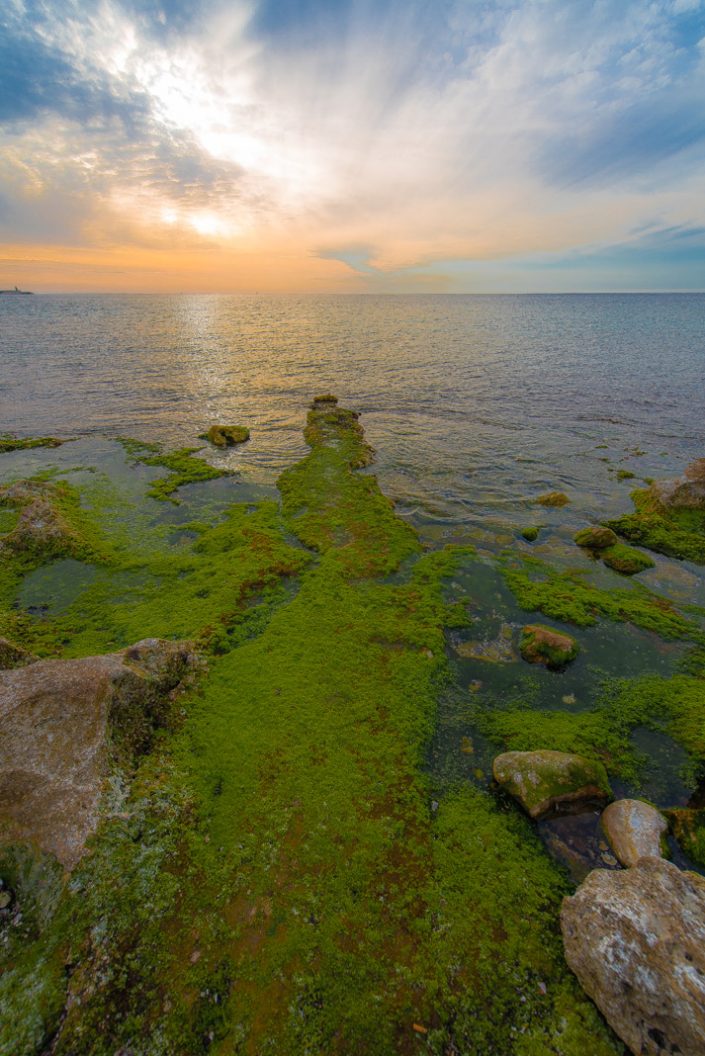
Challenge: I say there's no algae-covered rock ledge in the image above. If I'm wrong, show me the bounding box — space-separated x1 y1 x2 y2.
2 398 704 1056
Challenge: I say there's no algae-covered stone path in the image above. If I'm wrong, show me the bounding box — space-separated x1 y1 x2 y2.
3 397 705 1055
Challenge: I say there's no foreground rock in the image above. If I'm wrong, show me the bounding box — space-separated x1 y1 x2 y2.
0 639 195 868
574 525 619 549
601 799 668 867
561 857 705 1056
520 624 578 669
493 749 611 819
650 457 705 511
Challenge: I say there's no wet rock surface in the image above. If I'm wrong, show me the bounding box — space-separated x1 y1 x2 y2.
0 639 195 868
538 810 621 884
601 799 667 867
651 457 705 511
561 857 705 1056
574 525 619 549
493 749 611 820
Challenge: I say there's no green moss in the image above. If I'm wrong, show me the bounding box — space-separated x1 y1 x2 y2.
534 491 569 507
501 553 702 642
616 470 635 481
0 434 65 453
601 543 655 575
606 487 705 564
667 809 705 868
521 525 540 542
118 438 231 502
199 425 250 447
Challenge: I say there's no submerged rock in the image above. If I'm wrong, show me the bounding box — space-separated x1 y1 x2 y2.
520 624 578 669
200 424 250 447
574 525 618 550
650 457 705 511
535 491 569 507
0 639 195 868
455 623 517 663
601 799 668 867
602 543 655 575
493 749 611 819
561 857 705 1056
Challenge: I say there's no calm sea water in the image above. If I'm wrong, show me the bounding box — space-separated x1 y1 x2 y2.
1 293 704 543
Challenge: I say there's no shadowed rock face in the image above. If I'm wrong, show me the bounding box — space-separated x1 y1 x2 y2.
0 639 194 869
561 857 705 1056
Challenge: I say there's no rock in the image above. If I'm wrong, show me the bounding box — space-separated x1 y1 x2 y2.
200 424 250 447
0 639 195 868
520 624 578 669
561 857 705 1056
493 749 611 819
601 799 668 867
0 636 36 670
602 544 655 575
538 810 622 884
455 623 517 663
650 457 705 511
521 525 540 542
574 525 619 550
535 491 569 507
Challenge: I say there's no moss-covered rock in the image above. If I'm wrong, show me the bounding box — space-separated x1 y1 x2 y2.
602 543 655 575
666 808 705 868
199 424 250 447
520 623 579 669
0 434 65 454
606 467 705 564
521 525 540 541
574 525 618 550
535 491 570 507
493 749 612 819
0 636 35 670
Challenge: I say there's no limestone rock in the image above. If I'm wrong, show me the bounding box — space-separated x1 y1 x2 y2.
520 624 578 669
561 857 705 1056
493 749 611 819
601 799 668 867
574 525 619 549
0 639 195 868
651 457 705 511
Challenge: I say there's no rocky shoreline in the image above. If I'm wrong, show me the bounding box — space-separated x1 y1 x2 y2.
1 401 704 1055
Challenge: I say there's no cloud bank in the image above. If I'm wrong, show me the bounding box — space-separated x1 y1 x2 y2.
1 0 704 290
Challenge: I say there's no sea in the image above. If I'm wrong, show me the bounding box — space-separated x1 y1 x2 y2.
2 292 704 825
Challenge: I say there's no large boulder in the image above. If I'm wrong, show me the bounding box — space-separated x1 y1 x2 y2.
601 799 668 867
650 457 705 511
0 639 195 868
519 624 579 669
561 857 705 1056
493 749 611 819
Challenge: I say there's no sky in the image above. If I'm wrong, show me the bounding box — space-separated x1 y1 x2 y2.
1 0 705 292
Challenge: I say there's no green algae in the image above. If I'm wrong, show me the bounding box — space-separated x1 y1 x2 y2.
616 470 635 481
0 434 65 453
521 525 540 542
118 438 230 502
606 487 705 564
601 543 655 576
574 525 618 550
0 400 624 1055
667 808 705 868
500 553 703 642
534 491 569 507
199 424 250 447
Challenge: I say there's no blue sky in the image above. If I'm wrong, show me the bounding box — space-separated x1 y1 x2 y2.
1 0 704 291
